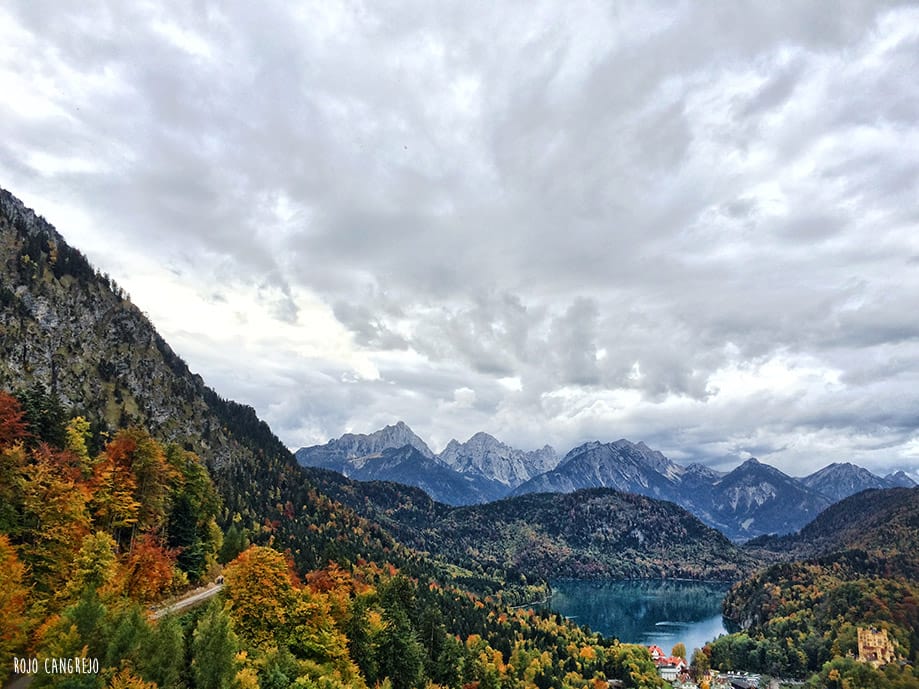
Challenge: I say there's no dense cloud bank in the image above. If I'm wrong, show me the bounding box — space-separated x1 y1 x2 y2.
1 2 917 476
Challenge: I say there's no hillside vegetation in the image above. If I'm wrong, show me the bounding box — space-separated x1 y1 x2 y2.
304 468 756 581
696 488 919 687
1 393 677 689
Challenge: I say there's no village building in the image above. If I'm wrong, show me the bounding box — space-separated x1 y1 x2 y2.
648 645 689 682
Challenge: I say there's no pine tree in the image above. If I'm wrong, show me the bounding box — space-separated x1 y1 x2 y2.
376 607 425 689
192 603 239 689
104 606 151 672
140 616 185 689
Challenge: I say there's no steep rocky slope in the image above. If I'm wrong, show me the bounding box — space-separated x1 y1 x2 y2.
438 431 558 488
1 187 276 471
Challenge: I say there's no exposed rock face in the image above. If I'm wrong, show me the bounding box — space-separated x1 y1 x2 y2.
883 470 918 489
295 431 506 505
437 431 558 488
801 462 899 502
0 186 287 471
297 425 559 502
331 421 435 460
295 420 431 473
513 443 833 540
513 439 683 499
706 458 831 539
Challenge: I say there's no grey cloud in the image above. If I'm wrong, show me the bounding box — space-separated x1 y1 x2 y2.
737 57 805 118
333 300 409 350
409 292 538 377
3 1 919 475
547 297 601 386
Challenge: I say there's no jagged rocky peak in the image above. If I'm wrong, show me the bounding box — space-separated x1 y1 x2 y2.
801 461 894 502
614 438 681 477
884 470 918 488
557 438 682 481
684 463 724 479
437 431 559 488
514 437 685 500
332 420 434 459
720 457 796 486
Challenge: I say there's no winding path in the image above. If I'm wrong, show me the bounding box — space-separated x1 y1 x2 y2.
150 582 223 619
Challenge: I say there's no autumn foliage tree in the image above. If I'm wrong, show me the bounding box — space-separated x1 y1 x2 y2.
223 545 298 648
0 534 28 683
122 534 177 602
18 444 92 595
0 391 29 446
66 531 120 602
91 436 141 540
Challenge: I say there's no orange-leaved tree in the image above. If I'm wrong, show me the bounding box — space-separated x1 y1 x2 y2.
123 534 178 602
18 444 92 595
91 434 141 540
0 392 29 447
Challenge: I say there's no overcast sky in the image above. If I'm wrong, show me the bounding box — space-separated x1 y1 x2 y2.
2 1 918 478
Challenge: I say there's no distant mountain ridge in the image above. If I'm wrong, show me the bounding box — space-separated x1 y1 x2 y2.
512 439 683 497
296 425 558 504
438 431 559 489
298 421 917 541
801 461 901 502
324 420 435 460
297 443 505 505
885 470 918 488
745 486 919 566
513 445 835 540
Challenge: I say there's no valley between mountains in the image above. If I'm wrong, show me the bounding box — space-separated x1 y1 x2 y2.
3 186 918 688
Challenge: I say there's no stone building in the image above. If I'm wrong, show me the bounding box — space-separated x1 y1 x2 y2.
857 627 896 667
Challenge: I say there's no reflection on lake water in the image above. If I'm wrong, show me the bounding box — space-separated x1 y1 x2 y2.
546 580 731 654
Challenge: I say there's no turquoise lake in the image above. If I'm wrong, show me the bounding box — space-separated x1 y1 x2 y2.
546 579 731 654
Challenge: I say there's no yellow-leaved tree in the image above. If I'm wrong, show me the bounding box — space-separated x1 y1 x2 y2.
223 545 297 648
223 546 364 688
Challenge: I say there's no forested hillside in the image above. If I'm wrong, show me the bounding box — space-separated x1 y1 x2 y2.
304 468 756 581
1 393 674 689
0 186 456 585
744 487 919 565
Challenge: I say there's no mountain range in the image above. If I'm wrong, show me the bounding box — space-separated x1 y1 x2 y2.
295 426 559 504
297 423 917 540
300 466 756 581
